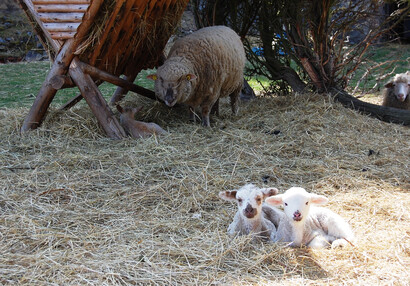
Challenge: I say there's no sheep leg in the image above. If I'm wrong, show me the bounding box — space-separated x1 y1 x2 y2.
211 98 220 116
201 97 219 127
201 107 211 127
229 87 241 115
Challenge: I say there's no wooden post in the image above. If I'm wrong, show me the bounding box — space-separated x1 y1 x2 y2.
69 57 126 139
20 0 103 133
21 39 73 132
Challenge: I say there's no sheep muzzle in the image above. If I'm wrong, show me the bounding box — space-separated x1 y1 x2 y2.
165 88 177 107
397 93 405 102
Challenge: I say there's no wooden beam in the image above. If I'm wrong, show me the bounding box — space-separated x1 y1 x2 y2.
78 61 156 101
44 22 81 32
32 0 90 4
49 74 75 89
34 4 89 13
69 58 126 139
39 12 84 23
59 94 83 110
50 31 76 39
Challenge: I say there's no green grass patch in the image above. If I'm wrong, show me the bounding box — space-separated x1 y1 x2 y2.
0 61 156 108
348 43 409 94
246 75 270 92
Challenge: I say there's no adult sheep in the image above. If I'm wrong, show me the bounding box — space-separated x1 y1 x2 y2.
148 26 246 127
382 71 410 110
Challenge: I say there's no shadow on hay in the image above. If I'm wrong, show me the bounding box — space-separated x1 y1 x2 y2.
222 236 328 282
262 246 329 280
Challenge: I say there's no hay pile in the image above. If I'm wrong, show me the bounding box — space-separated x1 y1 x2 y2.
0 93 408 285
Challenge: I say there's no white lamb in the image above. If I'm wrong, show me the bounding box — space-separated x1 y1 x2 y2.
265 187 355 248
219 184 281 241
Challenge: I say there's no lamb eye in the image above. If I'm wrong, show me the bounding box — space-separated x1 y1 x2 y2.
284 203 288 206
305 202 309 205
238 198 242 203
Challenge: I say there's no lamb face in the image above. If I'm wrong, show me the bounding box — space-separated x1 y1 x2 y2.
266 187 328 224
219 184 278 220
236 185 263 219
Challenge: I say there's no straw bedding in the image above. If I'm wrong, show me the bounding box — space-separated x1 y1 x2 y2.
0 93 408 285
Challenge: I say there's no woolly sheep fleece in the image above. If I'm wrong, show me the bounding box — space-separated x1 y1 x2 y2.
149 26 246 126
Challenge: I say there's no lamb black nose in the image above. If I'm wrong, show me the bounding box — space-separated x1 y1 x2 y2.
294 211 301 218
245 204 253 213
244 204 257 218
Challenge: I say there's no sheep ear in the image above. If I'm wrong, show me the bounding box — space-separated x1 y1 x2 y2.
384 82 394 88
186 74 197 81
310 194 328 205
219 190 237 202
261 187 279 198
116 104 124 113
147 74 158 81
265 194 283 206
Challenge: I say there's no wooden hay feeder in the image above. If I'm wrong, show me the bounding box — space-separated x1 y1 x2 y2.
18 0 189 139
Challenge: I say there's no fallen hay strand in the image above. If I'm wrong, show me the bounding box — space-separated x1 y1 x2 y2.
0 92 409 285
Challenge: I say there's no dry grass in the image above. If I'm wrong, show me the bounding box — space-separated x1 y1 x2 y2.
0 93 409 285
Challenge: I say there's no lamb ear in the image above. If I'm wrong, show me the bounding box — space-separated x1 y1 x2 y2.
219 190 237 202
261 187 279 198
384 82 394 88
147 74 158 81
265 194 283 206
310 194 328 205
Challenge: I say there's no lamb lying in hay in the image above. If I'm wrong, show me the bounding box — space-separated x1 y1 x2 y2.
265 187 356 249
116 105 167 139
148 25 246 127
219 184 281 241
382 71 410 110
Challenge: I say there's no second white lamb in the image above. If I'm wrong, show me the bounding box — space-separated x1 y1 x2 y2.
265 187 355 248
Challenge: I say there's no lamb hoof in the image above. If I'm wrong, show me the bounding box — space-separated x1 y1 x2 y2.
331 239 348 249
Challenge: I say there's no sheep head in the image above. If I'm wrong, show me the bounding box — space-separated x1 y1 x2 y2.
147 61 197 107
385 72 410 102
265 187 328 223
219 184 278 220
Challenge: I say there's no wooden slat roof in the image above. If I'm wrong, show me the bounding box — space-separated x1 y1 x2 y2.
20 0 188 76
